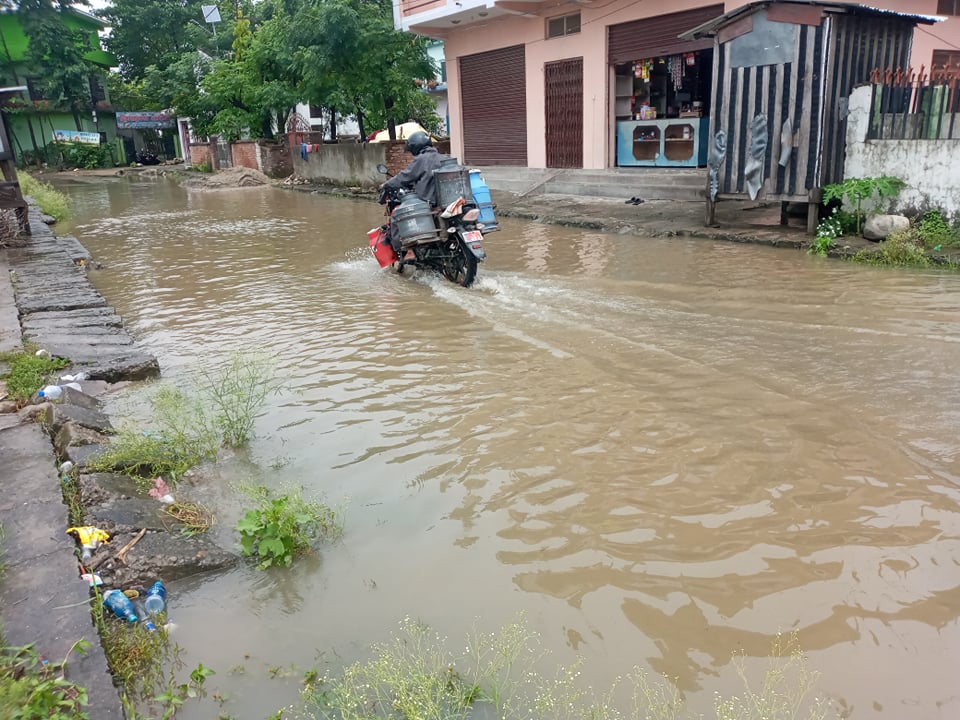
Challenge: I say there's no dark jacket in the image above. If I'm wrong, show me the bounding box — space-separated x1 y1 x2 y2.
383 146 447 206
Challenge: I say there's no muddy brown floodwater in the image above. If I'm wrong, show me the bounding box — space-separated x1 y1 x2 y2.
56 175 960 719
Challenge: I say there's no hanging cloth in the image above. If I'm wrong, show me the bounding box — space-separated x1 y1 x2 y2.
671 55 683 91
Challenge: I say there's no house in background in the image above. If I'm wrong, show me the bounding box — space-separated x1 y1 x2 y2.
395 0 960 170
425 39 449 135
0 6 119 166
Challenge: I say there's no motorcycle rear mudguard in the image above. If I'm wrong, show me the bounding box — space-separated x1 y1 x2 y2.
459 230 486 260
368 226 398 268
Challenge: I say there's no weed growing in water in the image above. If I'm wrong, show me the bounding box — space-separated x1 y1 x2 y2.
298 618 836 720
0 346 69 405
91 351 279 481
236 484 342 570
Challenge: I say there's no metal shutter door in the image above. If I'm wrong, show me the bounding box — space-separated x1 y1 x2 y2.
545 57 583 168
608 5 723 65
460 45 527 165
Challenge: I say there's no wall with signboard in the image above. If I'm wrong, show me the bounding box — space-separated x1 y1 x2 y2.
5 110 119 167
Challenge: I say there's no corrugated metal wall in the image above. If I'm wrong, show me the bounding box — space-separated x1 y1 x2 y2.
821 14 914 186
710 11 917 201
460 45 527 166
712 21 825 200
608 5 723 65
545 57 583 168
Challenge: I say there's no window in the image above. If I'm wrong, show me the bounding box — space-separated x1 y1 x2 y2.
937 0 960 15
440 60 447 83
932 49 960 71
546 12 580 39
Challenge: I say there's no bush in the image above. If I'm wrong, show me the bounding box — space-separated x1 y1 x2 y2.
18 172 69 222
916 209 960 250
821 176 904 235
57 141 108 170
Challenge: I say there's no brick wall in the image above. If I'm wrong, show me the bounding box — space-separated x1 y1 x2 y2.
257 140 292 178
189 142 212 168
386 139 454 176
231 141 258 170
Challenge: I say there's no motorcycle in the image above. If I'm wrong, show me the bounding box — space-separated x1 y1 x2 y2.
368 163 488 288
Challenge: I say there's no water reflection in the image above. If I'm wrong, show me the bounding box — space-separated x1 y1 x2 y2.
57 177 960 719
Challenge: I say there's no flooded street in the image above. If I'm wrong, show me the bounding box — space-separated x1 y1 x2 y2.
58 175 960 719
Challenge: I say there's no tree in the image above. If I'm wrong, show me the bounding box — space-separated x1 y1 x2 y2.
99 0 221 81
16 0 104 132
289 0 435 140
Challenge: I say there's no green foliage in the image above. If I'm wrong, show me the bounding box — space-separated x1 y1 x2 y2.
916 209 960 250
152 662 215 720
18 173 70 222
237 485 342 570
821 176 905 235
302 618 835 720
56 141 108 170
808 235 836 256
196 351 281 447
89 427 206 480
16 0 106 123
854 227 930 268
0 639 92 720
0 346 69 405
194 160 213 173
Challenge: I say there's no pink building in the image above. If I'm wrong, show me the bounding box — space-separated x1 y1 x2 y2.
395 0 960 170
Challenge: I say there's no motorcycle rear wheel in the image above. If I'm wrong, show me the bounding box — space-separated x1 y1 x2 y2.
439 242 478 288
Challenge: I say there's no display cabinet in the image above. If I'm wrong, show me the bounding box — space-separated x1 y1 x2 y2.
616 117 709 168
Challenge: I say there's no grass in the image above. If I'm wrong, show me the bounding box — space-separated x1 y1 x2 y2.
0 346 69 406
18 172 69 223
163 500 214 537
298 617 835 720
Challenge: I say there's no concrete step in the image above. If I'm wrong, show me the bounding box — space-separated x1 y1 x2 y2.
474 166 706 201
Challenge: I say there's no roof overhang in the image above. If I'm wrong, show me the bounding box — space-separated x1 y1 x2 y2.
680 0 941 40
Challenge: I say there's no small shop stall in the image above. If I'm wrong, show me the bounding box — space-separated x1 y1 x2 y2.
608 4 723 169
614 52 712 167
679 1 937 232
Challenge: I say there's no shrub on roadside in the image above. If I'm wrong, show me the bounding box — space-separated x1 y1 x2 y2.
854 227 930 267
0 636 91 720
916 209 960 250
18 172 69 222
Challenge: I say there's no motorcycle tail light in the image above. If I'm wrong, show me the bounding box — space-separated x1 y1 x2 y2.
463 208 480 222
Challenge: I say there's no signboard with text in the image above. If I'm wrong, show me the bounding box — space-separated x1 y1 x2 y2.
52 130 100 145
116 111 176 129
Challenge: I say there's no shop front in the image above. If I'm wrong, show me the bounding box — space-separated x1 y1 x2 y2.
608 5 723 168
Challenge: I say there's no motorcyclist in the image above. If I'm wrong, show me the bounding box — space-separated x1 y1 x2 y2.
381 131 448 205
380 130 449 252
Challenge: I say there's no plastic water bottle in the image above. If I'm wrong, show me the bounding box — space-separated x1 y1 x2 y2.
134 599 157 632
103 589 138 623
37 385 62 400
143 581 167 615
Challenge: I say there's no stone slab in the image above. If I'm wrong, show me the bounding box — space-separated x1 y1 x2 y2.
22 306 120 322
0 423 123 718
51 404 114 434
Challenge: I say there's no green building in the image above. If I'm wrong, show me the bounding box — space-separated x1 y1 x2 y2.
0 6 120 166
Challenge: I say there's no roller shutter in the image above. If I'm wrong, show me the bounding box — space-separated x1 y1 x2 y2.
608 5 724 65
460 45 527 165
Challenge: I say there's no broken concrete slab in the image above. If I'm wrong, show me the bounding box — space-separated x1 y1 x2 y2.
53 422 113 458
50 403 114 435
63 442 107 469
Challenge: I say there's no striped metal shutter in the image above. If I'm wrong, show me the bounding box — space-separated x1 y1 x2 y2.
608 5 724 65
460 45 527 165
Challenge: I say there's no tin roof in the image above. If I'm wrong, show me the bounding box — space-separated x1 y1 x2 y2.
679 1 941 40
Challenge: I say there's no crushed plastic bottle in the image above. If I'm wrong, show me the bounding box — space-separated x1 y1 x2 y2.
37 385 62 400
143 581 167 615
103 589 139 623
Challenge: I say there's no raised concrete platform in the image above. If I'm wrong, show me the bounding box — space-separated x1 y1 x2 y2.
6 208 159 381
473 166 706 202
